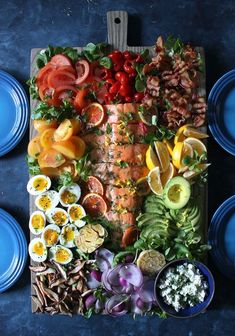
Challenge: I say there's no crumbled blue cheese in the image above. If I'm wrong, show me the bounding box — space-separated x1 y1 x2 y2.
158 263 208 312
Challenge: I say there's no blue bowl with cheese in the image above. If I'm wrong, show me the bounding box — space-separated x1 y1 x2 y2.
154 259 215 318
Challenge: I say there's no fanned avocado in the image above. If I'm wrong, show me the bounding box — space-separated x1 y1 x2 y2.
163 176 191 210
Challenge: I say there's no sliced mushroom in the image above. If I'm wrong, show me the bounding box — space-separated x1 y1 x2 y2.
31 295 43 312
29 265 47 273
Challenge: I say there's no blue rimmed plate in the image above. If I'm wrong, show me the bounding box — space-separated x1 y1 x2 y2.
0 70 29 156
209 195 235 279
0 209 27 293
208 69 235 155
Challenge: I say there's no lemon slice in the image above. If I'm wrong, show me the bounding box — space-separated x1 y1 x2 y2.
136 177 151 196
136 250 166 276
161 162 175 187
163 139 174 157
148 166 163 195
154 141 170 173
183 126 209 139
172 142 184 169
146 146 160 170
184 137 207 156
174 124 192 145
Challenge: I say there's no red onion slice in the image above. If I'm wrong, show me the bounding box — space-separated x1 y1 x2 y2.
138 278 155 303
119 264 143 288
105 294 129 316
96 248 114 272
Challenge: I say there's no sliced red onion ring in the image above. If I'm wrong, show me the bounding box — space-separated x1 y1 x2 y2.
101 269 113 292
85 294 96 309
90 270 102 282
106 264 122 287
96 248 114 272
131 292 152 315
86 273 101 289
119 264 143 288
138 278 155 303
105 294 129 316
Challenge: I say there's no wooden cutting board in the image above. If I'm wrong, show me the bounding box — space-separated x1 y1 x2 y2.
29 10 207 313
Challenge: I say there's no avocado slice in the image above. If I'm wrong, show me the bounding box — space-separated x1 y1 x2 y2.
163 176 191 210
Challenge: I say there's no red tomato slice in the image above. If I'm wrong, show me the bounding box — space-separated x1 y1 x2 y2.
36 63 55 87
38 84 53 101
47 69 76 89
74 88 89 111
121 226 139 248
50 54 72 66
54 85 77 100
75 60 90 84
56 65 76 74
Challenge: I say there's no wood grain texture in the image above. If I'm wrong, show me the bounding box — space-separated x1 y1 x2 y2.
29 11 207 313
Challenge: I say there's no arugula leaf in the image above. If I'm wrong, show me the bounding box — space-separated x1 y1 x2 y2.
32 100 76 122
26 155 41 176
26 76 39 100
36 45 80 68
134 63 146 92
140 49 151 63
99 56 112 69
82 42 108 62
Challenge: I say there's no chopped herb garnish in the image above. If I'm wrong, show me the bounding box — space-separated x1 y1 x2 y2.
32 100 75 122
99 56 112 69
106 123 112 135
116 160 129 168
26 155 41 176
26 76 39 100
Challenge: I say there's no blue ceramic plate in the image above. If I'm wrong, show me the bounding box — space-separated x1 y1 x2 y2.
0 70 29 157
209 195 235 279
208 69 235 155
0 209 27 293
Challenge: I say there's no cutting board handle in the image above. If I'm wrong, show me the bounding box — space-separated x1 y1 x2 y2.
107 11 128 51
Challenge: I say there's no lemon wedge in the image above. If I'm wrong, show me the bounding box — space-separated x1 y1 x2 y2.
154 141 170 173
146 146 160 170
148 166 163 195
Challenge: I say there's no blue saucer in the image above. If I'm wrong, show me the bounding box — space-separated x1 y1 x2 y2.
208 69 235 155
209 195 235 279
0 209 27 293
0 70 29 157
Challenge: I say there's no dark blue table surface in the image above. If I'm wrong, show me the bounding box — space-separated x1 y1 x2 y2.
0 1 235 335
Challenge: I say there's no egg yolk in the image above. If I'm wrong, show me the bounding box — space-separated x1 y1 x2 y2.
44 229 58 246
69 206 83 221
32 242 45 256
63 227 75 242
61 190 77 205
33 177 48 191
52 212 67 226
38 195 52 211
55 248 70 263
32 214 45 230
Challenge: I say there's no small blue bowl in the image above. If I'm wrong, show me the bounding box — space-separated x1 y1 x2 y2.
154 259 215 318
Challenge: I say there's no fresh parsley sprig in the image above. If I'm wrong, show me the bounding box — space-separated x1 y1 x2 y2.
32 100 76 122
26 155 41 176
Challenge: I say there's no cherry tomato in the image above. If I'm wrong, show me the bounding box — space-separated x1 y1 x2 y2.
100 68 113 80
75 60 90 84
104 92 115 104
108 51 124 72
135 53 144 63
119 84 132 97
123 60 136 75
115 72 130 84
123 50 135 60
109 81 121 94
106 78 116 86
134 92 144 102
125 96 132 103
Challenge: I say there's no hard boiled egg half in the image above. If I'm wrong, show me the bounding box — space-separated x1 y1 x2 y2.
28 238 47 262
49 245 73 265
59 184 81 207
46 207 69 226
27 175 51 196
41 224 60 247
35 190 59 212
67 204 86 228
60 224 78 248
29 210 46 235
